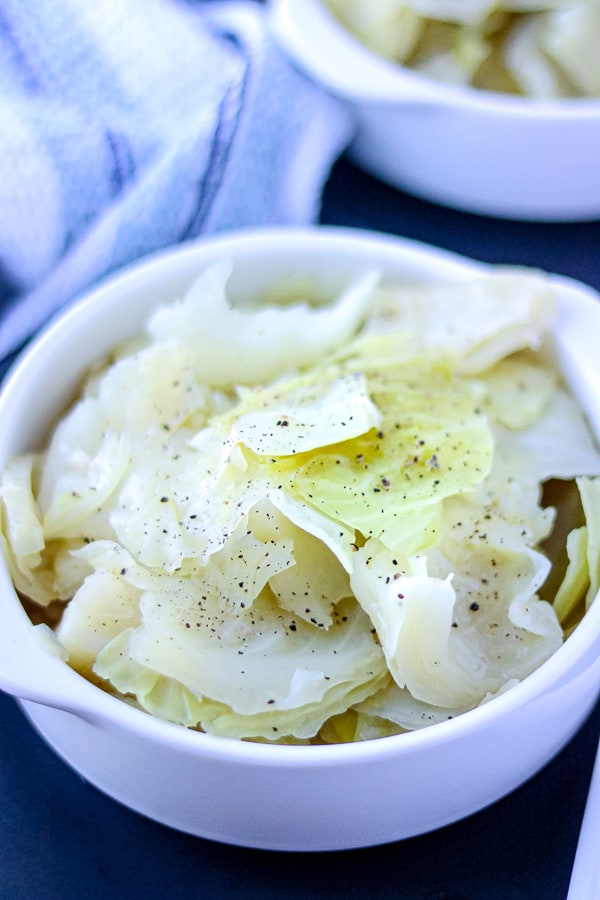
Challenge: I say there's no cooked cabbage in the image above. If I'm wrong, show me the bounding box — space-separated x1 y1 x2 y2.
2 259 599 743
324 0 600 97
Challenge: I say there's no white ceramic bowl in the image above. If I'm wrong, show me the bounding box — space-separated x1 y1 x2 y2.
1 226 600 852
268 0 600 222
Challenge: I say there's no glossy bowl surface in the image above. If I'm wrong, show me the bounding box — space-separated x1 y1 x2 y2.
268 0 600 221
1 226 600 851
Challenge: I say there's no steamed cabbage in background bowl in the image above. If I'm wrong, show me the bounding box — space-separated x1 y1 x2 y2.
324 0 600 97
268 0 600 220
1 227 600 851
2 236 600 745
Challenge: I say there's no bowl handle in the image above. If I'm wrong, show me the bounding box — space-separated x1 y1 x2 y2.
0 621 96 718
268 0 441 105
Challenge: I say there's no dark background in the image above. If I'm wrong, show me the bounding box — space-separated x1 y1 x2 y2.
2 158 600 899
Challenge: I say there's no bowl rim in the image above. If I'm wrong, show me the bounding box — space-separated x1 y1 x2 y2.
2 224 600 763
268 0 600 117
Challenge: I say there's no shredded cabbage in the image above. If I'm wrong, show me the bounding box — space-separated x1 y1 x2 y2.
324 0 600 97
2 260 599 743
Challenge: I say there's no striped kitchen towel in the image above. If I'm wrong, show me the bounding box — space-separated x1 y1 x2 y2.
0 0 352 364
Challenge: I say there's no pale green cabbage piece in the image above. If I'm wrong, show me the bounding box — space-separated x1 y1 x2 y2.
89 498 380 739
552 525 589 625
325 0 425 60
0 455 94 606
487 388 600 491
56 569 141 672
355 680 461 730
93 341 214 436
268 490 357 574
366 271 557 374
0 454 45 560
328 0 497 31
324 0 596 96
224 370 381 456
577 477 600 608
146 259 380 388
350 495 562 710
477 351 557 429
261 357 493 551
247 500 351 627
0 532 56 606
94 629 387 741
43 430 132 541
94 589 386 740
3 259 600 743
504 14 570 97
353 673 521 738
541 3 600 96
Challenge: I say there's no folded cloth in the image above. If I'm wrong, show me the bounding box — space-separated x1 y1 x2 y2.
0 0 352 364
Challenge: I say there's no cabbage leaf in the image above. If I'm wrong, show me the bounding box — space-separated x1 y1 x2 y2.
146 260 380 387
4 260 600 744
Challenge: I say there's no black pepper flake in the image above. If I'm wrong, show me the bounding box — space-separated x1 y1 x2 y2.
428 453 440 470
160 496 169 503
470 602 480 612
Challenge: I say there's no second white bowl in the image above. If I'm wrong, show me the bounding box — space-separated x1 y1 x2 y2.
268 0 600 222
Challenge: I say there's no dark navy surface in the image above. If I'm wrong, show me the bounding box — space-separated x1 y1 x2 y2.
2 158 600 899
